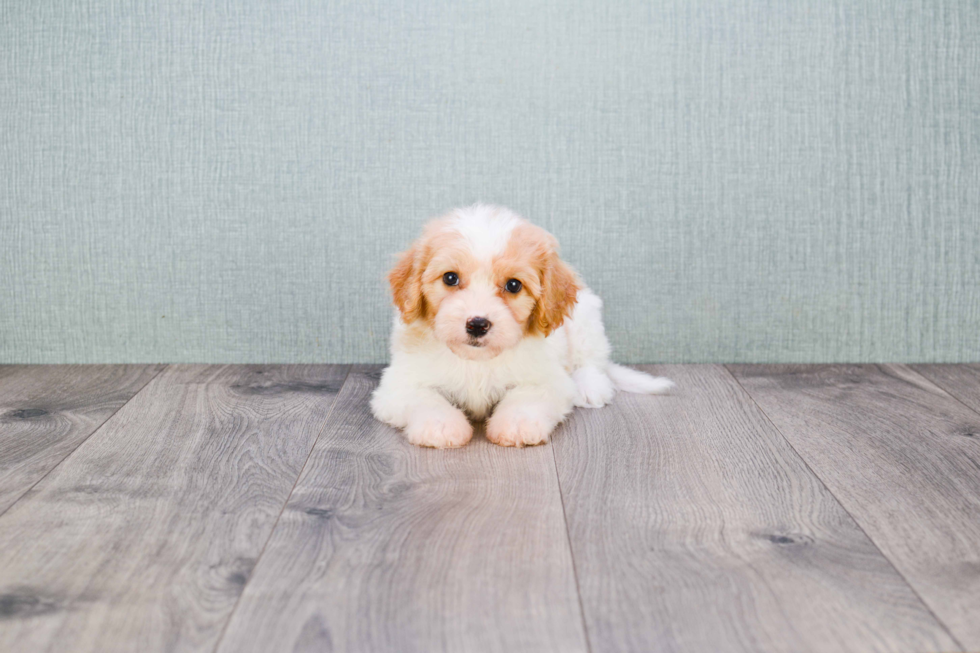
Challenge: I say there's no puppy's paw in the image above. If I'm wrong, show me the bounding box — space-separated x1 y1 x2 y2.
405 408 473 449
572 366 616 408
486 408 552 448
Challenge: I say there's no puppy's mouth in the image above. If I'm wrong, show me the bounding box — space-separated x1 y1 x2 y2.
448 337 501 361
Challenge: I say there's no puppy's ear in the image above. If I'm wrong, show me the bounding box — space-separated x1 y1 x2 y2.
388 242 427 322
530 253 580 336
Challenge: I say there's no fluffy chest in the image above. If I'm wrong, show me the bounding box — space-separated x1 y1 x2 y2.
391 314 571 418
421 337 565 419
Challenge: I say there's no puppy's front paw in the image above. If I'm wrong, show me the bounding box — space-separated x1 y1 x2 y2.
405 408 473 449
486 408 553 448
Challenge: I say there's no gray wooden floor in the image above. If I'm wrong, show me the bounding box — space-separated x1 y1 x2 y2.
0 364 978 653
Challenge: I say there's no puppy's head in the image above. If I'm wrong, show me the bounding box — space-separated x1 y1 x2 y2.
389 205 580 360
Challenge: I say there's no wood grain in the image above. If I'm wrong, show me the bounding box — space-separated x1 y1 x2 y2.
0 364 164 514
0 364 349 653
554 365 957 653
216 366 588 653
730 364 980 650
912 364 980 415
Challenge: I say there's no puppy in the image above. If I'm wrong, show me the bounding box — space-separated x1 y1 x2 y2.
371 205 673 448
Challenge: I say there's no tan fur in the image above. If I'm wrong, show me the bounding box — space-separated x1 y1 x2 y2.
389 220 481 325
388 242 427 323
502 224 580 336
530 257 579 335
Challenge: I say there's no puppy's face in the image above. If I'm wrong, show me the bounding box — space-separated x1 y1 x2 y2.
388 207 580 361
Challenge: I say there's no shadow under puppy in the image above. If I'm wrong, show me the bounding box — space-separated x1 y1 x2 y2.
371 205 673 448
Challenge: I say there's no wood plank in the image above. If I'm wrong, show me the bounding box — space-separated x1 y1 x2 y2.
730 364 980 650
216 366 588 653
554 365 957 653
912 364 980 415
0 364 349 653
0 365 164 514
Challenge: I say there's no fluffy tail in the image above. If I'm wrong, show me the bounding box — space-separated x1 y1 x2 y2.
607 364 675 394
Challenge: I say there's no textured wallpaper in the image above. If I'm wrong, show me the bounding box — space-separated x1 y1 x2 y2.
1 0 978 363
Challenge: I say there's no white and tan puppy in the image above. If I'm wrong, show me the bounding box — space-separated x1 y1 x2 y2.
371 205 673 448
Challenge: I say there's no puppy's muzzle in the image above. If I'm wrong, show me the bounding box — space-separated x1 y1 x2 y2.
465 316 492 338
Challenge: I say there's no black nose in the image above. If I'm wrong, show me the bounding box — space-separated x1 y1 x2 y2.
465 317 492 338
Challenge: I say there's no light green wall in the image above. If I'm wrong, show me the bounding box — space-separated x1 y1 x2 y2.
2 1 978 363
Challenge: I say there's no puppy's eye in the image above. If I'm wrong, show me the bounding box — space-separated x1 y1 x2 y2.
504 279 522 294
443 272 459 287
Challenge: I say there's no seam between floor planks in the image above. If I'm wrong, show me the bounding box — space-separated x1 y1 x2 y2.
0 365 168 518
910 365 980 421
0 364 168 519
0 364 352 653
723 364 966 652
550 435 594 653
210 364 352 653
728 363 980 651
215 365 588 653
553 364 958 653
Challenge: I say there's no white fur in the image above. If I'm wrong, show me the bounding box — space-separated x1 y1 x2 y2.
607 364 676 394
449 204 522 262
371 205 673 448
